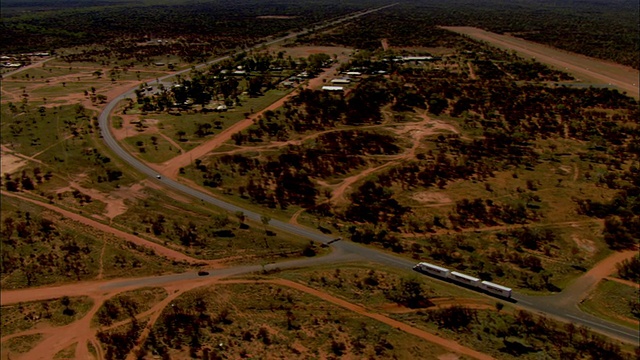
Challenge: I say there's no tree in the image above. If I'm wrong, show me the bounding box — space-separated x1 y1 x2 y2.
176 130 187 142
603 216 637 249
431 305 476 330
616 256 640 282
261 215 271 248
235 211 245 227
4 180 19 192
428 94 448 115
386 276 429 308
260 215 271 233
61 296 75 315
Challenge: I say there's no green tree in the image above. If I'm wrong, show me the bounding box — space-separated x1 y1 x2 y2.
386 276 429 308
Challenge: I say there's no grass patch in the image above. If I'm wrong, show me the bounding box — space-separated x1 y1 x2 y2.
122 133 180 163
53 342 77 359
1 334 44 357
146 88 293 151
1 103 92 157
579 279 640 329
110 186 313 262
1 296 93 336
87 342 97 358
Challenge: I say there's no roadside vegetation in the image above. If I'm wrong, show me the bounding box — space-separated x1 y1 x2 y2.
92 287 168 328
579 279 640 329
1 296 93 336
616 256 640 283
138 282 456 359
0 334 44 359
276 263 486 308
260 265 638 360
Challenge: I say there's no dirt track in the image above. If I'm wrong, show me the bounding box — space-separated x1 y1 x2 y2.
553 249 639 306
1 191 211 266
193 278 496 360
3 248 635 359
443 27 639 99
2 275 494 360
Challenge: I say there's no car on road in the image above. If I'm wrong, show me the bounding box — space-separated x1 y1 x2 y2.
327 237 342 244
198 271 209 276
156 174 161 179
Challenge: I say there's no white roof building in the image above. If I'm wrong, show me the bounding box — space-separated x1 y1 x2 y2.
331 78 351 84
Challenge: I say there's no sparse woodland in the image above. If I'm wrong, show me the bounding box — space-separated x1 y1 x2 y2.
1 1 638 359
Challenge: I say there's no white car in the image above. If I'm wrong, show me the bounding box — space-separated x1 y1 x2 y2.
156 174 161 179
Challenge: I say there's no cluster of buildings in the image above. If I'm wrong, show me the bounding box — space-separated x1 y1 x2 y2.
1 52 50 69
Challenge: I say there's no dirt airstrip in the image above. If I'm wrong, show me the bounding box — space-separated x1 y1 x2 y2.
443 26 639 99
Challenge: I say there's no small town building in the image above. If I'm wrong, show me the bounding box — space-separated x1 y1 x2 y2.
331 78 351 84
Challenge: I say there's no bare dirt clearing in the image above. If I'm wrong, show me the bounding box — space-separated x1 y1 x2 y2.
0 152 28 174
443 27 639 99
329 112 459 205
276 46 353 59
412 191 453 205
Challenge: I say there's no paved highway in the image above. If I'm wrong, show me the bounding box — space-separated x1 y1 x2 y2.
96 5 639 345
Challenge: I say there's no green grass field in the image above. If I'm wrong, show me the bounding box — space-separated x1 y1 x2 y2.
122 133 180 163
579 279 640 329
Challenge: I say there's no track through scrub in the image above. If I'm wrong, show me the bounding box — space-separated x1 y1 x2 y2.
1 191 210 265
220 279 497 360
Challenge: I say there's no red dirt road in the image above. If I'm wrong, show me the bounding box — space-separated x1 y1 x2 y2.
554 249 638 306
443 27 639 99
3 276 495 360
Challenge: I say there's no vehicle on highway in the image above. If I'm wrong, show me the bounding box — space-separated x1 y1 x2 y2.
198 271 209 276
327 237 342 244
156 174 161 179
414 262 512 299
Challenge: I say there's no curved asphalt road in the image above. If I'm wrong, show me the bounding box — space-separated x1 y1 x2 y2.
96 5 639 345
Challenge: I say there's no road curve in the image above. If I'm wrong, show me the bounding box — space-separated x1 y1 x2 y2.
95 5 639 345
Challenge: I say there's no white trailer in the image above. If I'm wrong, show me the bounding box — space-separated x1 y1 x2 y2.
480 281 512 298
331 78 351 84
448 271 482 287
415 262 450 278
